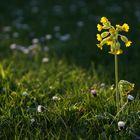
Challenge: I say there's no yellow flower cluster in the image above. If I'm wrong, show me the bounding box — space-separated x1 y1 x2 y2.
96 17 132 55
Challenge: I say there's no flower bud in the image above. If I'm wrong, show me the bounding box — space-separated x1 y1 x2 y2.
102 22 111 29
90 89 97 97
120 35 128 43
118 121 125 130
116 42 121 49
97 44 103 50
127 94 134 102
101 32 109 38
52 95 61 101
37 105 45 112
22 91 28 96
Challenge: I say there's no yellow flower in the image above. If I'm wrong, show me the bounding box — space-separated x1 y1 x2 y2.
122 23 129 32
106 40 113 45
97 17 132 55
100 17 108 24
120 35 128 43
109 49 123 55
116 49 123 55
97 24 103 31
96 34 102 41
132 83 135 88
97 44 103 50
109 28 115 34
125 41 132 47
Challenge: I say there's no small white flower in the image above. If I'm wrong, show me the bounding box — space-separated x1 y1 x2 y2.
118 121 125 130
52 95 60 101
10 44 17 50
3 26 12 32
100 83 105 88
46 34 52 40
49 86 53 89
32 38 39 44
42 57 49 63
127 94 134 101
59 34 71 41
22 48 30 54
90 89 97 96
37 105 43 112
22 91 28 96
110 84 114 90
30 118 35 123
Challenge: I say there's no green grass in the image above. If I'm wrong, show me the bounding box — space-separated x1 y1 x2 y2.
0 0 140 139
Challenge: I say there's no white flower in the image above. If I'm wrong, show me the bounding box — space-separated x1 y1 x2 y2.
46 34 52 40
59 34 71 41
30 118 35 123
22 91 28 96
3 26 12 32
100 83 105 88
32 38 39 44
118 121 125 130
42 57 49 63
52 96 60 101
37 105 43 112
127 94 134 101
90 89 97 96
110 84 114 90
10 44 17 50
22 48 30 54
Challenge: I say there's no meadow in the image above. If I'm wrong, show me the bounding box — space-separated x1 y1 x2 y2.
0 0 140 139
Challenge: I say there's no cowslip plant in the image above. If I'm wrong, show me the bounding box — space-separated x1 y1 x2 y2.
96 17 134 112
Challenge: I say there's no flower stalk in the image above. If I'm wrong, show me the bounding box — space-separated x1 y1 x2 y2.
115 54 119 112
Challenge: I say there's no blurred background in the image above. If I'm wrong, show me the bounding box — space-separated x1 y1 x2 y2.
0 0 140 88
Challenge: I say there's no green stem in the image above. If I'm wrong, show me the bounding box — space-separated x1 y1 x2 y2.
115 54 119 112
